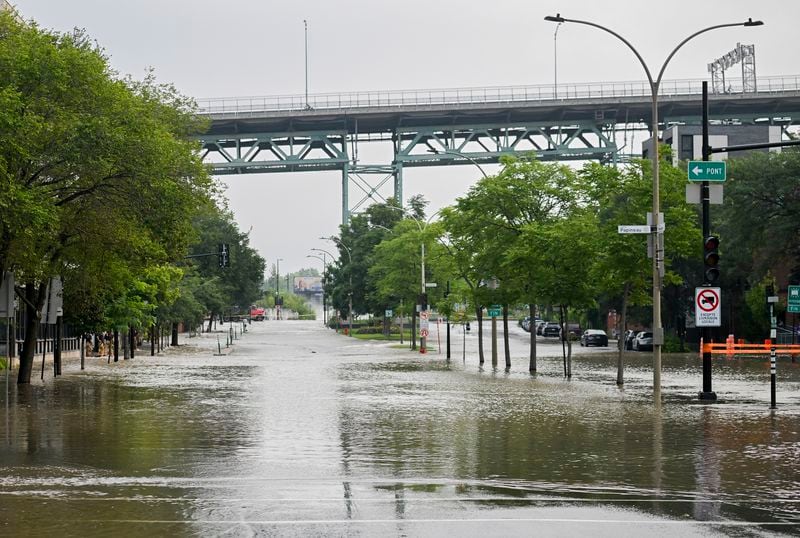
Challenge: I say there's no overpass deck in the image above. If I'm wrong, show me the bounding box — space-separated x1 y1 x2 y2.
195 76 800 223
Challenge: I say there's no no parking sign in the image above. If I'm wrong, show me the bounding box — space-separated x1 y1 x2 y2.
695 287 721 327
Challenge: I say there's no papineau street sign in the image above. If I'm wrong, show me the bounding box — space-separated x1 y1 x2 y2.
695 287 721 327
688 161 726 182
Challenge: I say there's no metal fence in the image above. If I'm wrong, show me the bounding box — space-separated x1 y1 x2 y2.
196 75 800 117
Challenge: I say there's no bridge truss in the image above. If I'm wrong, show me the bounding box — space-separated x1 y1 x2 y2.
198 76 800 224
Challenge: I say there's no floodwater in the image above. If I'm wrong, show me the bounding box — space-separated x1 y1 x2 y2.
2 320 799 537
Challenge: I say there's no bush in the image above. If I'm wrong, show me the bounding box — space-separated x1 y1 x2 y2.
662 334 684 353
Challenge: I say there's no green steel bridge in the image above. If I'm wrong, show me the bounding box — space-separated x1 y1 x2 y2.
196 75 800 223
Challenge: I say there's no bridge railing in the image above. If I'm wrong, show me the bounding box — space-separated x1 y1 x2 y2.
196 75 800 117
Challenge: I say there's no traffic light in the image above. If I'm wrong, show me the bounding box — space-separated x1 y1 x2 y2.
218 243 230 268
703 236 720 283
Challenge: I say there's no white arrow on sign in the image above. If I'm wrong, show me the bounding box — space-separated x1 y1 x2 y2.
691 165 703 176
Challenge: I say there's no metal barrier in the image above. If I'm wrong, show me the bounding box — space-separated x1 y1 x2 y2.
196 75 800 116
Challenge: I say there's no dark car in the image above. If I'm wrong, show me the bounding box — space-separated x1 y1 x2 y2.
542 322 561 337
580 329 608 347
535 321 548 335
632 331 654 351
559 323 582 340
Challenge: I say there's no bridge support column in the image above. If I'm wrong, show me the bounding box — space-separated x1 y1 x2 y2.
341 162 350 225
393 162 403 207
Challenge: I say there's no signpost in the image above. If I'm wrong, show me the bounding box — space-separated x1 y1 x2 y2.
688 160 726 182
695 287 721 327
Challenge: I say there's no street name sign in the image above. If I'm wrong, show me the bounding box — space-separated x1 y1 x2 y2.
688 161 726 182
695 287 721 327
487 305 502 317
618 225 650 234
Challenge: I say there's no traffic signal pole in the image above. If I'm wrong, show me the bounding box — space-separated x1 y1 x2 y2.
700 81 717 401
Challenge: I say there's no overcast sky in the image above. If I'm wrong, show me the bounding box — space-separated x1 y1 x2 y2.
15 0 798 275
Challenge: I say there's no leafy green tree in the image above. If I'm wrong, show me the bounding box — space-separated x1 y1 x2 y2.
444 156 578 369
0 14 214 382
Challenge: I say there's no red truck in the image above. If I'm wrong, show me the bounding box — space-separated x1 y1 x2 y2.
250 306 266 321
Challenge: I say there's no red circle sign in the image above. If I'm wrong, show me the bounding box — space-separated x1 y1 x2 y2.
696 289 720 312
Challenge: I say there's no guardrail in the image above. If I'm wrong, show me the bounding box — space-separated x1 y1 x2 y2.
196 75 800 116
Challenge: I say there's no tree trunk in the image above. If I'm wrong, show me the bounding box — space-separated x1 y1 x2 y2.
113 329 119 362
123 328 130 360
207 312 214 333
559 305 567 377
529 303 537 373
477 306 484 365
171 322 179 346
150 324 155 356
129 325 136 359
617 282 630 386
17 281 46 384
411 310 417 351
565 305 572 378
54 315 62 376
503 304 511 369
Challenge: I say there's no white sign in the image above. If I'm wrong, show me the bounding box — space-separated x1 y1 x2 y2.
618 225 650 234
420 310 429 331
695 287 721 327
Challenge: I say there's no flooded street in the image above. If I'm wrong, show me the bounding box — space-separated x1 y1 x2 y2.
2 320 800 536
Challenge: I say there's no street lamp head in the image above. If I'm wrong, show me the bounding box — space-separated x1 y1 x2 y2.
544 14 565 23
743 18 764 27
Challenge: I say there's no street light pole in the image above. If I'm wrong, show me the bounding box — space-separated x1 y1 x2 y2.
307 254 328 325
554 21 562 99
545 13 763 402
276 258 283 320
324 237 353 337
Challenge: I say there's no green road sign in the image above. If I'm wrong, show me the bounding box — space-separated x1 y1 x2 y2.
789 305 800 313
487 305 502 317
789 285 800 306
688 161 726 182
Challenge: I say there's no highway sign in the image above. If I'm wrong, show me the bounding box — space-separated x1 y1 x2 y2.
688 161 726 182
789 285 800 305
695 287 721 327
789 305 800 313
487 305 502 317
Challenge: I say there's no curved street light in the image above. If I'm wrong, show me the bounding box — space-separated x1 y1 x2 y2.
544 14 763 400
322 236 353 337
427 148 490 179
307 254 329 325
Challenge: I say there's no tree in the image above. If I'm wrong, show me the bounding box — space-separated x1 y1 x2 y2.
444 156 579 370
0 14 214 382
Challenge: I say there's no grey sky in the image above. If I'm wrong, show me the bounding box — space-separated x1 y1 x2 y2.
15 0 799 275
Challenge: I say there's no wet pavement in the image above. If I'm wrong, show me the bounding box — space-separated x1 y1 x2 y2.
2 320 800 536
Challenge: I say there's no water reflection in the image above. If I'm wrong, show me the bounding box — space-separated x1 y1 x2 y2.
1 322 799 535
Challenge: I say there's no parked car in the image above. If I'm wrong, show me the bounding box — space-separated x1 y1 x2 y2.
518 316 530 330
559 323 582 340
580 329 608 347
632 331 654 351
523 318 542 333
535 321 549 335
542 322 561 337
623 330 637 350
